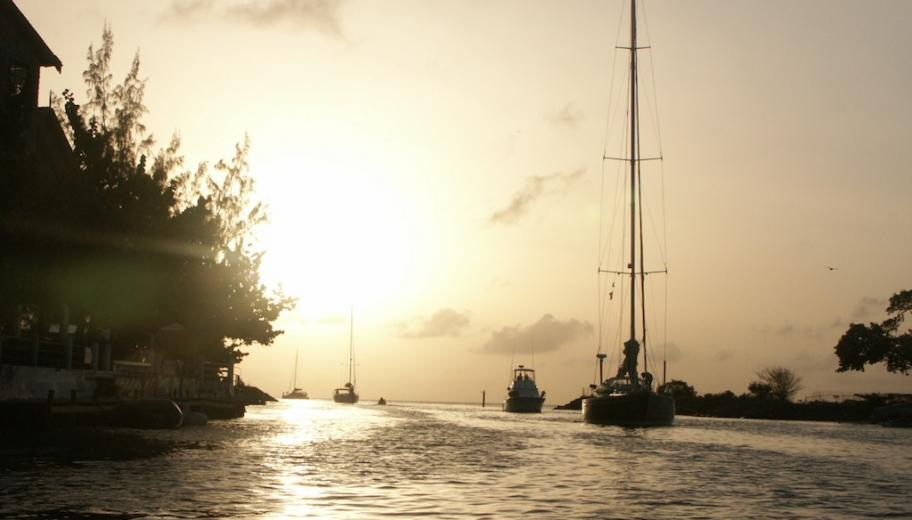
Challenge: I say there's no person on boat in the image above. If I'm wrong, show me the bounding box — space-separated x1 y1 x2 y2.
641 372 653 389
616 338 640 386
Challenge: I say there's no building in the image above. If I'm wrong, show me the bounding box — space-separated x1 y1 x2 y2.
1 0 72 174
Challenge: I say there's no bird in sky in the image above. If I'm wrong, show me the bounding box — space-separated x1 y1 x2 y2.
826 266 838 271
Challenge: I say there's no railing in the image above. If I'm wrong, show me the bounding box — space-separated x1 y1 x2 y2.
0 334 110 370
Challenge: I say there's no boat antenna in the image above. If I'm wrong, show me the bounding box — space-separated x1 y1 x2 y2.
510 335 516 377
531 338 535 370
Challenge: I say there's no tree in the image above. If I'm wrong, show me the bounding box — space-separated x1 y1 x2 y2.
0 27 293 364
747 381 773 400
753 367 802 402
834 290 912 375
658 379 697 398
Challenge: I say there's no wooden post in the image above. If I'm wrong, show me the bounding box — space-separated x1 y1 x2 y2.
481 390 486 408
62 304 72 369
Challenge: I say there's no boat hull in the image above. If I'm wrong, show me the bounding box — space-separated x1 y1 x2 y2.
582 392 674 426
333 393 359 404
504 396 545 413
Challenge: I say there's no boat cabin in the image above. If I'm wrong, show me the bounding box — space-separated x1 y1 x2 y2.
512 365 536 382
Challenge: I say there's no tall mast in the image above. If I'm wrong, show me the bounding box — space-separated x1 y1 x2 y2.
293 350 299 388
628 0 638 344
348 306 354 386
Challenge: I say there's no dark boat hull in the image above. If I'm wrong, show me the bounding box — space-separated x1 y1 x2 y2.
504 396 545 413
582 392 674 426
333 393 359 404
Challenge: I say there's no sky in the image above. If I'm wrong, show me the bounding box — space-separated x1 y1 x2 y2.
18 0 912 404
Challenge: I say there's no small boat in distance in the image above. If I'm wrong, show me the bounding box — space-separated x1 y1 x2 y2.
582 0 674 427
333 308 359 404
503 365 545 413
282 351 309 400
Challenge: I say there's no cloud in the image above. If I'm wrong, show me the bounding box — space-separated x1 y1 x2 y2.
715 349 734 362
481 314 593 354
660 342 684 363
789 350 832 373
489 168 586 225
851 296 886 321
401 308 470 338
165 0 344 36
544 103 584 128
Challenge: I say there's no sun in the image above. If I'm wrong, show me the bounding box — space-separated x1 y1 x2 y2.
254 134 429 321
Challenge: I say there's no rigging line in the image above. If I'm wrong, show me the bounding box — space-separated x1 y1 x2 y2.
600 3 628 191
599 152 626 269
641 0 665 158
611 272 627 372
637 79 649 379
598 76 630 268
510 336 516 378
664 265 669 374
642 173 669 265
593 15 622 358
599 23 632 267
660 154 668 270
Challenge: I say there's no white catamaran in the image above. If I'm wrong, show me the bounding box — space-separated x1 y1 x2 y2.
582 0 675 427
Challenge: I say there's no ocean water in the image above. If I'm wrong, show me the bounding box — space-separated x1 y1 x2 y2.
2 400 910 519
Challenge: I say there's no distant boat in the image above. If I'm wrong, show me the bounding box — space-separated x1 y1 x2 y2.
333 308 359 404
503 365 545 413
282 351 309 400
582 0 674 427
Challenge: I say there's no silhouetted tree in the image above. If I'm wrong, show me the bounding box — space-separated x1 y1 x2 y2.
747 381 773 400
835 290 912 375
754 367 802 402
658 379 697 397
0 27 292 364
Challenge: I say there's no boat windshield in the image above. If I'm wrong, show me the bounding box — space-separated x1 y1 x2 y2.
512 366 536 381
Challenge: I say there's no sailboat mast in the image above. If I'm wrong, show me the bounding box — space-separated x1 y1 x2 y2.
348 306 354 385
293 350 299 388
628 0 639 344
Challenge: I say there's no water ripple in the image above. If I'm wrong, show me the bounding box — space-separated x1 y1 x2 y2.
1 402 910 518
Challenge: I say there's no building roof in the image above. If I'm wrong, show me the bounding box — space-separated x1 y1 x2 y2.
1 0 62 71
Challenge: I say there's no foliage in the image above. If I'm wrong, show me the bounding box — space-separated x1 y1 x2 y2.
658 379 697 398
753 367 802 402
747 381 773 400
835 290 912 375
0 27 292 364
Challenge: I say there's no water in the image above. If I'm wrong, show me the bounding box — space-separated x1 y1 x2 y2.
2 400 910 519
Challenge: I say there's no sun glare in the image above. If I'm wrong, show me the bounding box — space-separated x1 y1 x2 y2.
256 136 427 320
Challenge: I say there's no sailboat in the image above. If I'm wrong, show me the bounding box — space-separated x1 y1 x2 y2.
282 351 309 400
582 0 675 427
332 308 359 404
